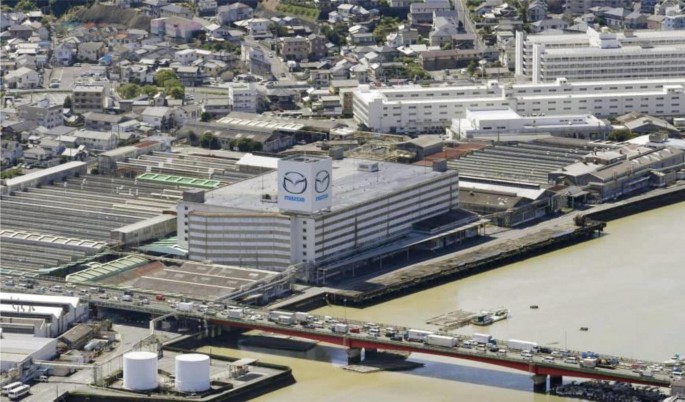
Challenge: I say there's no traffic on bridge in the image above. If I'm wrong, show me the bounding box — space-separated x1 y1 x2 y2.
3 275 682 393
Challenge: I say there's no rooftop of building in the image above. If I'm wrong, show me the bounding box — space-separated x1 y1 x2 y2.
0 292 80 309
201 157 457 213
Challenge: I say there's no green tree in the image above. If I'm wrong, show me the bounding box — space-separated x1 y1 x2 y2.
608 129 634 142
188 130 199 146
466 60 478 76
141 84 158 98
200 111 211 122
200 132 219 149
118 83 142 99
373 17 399 44
168 85 185 99
16 0 37 11
154 69 178 86
63 96 72 111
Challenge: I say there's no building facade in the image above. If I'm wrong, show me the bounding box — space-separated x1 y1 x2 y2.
352 78 685 134
515 28 685 83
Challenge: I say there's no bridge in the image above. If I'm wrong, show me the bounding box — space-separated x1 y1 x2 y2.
3 278 677 393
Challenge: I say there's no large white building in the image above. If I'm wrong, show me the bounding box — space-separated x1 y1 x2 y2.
450 108 610 140
228 83 257 113
515 28 685 83
353 78 685 134
178 156 462 277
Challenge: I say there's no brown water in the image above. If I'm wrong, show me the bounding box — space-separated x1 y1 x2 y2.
205 203 685 401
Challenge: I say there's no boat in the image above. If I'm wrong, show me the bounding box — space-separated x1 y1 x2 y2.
470 312 493 326
491 308 508 322
530 305 539 309
663 353 682 367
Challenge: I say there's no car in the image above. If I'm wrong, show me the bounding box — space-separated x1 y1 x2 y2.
73 63 81 67
268 52 274 57
280 73 286 77
521 351 533 359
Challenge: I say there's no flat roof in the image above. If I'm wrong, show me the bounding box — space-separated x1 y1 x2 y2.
137 173 222 189
1 292 80 309
203 158 457 213
0 333 56 356
0 304 64 320
3 161 86 188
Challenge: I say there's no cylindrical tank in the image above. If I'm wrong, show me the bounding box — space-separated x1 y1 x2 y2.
123 351 158 391
175 354 210 392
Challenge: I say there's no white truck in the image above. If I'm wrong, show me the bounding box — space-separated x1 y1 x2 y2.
277 315 294 325
332 323 349 334
405 329 434 342
269 310 293 322
294 312 311 323
228 308 244 319
177 302 194 312
507 339 538 352
425 334 458 348
580 358 598 368
473 333 493 344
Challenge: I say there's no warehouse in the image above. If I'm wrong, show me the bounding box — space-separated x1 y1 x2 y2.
0 333 57 379
178 155 466 281
0 293 87 337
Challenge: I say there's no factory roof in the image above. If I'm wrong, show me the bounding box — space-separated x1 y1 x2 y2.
137 172 222 189
0 304 64 320
0 334 56 363
1 292 80 310
203 158 457 213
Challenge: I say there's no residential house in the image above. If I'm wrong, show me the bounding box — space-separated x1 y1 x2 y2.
173 104 202 126
197 0 219 16
387 25 420 47
419 48 482 70
72 129 117 151
308 34 328 61
3 67 40 89
409 1 451 26
202 60 229 77
241 44 271 76
246 18 271 38
150 17 204 42
348 32 375 46
8 25 33 40
141 106 173 130
527 0 547 22
663 6 685 30
55 42 76 66
174 65 203 86
83 112 132 131
17 99 62 129
78 42 106 62
175 49 198 65
1 141 23 167
280 37 309 61
160 4 194 19
430 16 459 47
217 3 253 25
23 146 53 167
143 0 169 17
531 18 569 33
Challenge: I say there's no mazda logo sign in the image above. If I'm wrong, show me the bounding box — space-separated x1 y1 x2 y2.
315 170 330 193
283 172 307 194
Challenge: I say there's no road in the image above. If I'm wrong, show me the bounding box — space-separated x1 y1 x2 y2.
3 279 679 391
453 0 483 50
243 36 293 81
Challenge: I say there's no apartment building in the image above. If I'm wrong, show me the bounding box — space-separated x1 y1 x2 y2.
228 83 257 113
515 28 685 83
17 99 62 129
72 85 109 114
352 78 685 134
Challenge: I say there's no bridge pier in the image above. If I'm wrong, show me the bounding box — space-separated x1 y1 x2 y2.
532 374 547 393
549 375 563 391
347 348 362 365
364 348 378 359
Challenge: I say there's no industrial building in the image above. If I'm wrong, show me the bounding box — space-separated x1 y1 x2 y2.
449 108 610 140
352 78 685 134
0 293 87 337
178 155 482 283
0 333 57 381
549 145 685 202
515 28 685 83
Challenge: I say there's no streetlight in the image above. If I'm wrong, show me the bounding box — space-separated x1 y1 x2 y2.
343 298 347 323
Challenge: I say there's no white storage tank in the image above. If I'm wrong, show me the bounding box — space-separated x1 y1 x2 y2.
123 351 159 391
175 354 210 392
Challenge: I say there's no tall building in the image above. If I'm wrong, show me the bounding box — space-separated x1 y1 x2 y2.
352 78 685 134
178 156 462 277
515 28 685 83
228 83 257 113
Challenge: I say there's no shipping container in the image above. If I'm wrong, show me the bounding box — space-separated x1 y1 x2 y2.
425 334 458 348
473 333 493 344
177 302 194 311
228 308 244 319
269 310 294 322
405 329 434 342
332 323 349 334
506 339 538 352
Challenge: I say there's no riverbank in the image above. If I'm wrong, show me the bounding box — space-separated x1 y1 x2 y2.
274 184 684 311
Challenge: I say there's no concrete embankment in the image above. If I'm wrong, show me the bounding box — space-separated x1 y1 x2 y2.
276 185 684 310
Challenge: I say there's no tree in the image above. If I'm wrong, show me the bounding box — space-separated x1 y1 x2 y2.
154 69 178 87
188 130 199 146
63 96 72 111
466 60 478 76
168 85 185 99
200 132 221 149
608 129 634 142
16 0 37 11
200 112 211 122
118 83 142 99
141 85 158 98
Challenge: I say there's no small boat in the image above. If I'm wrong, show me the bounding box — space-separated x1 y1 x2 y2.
580 327 589 331
491 308 509 322
471 312 493 326
530 305 539 309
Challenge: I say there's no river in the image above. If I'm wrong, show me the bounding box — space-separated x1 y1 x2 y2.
199 203 685 401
